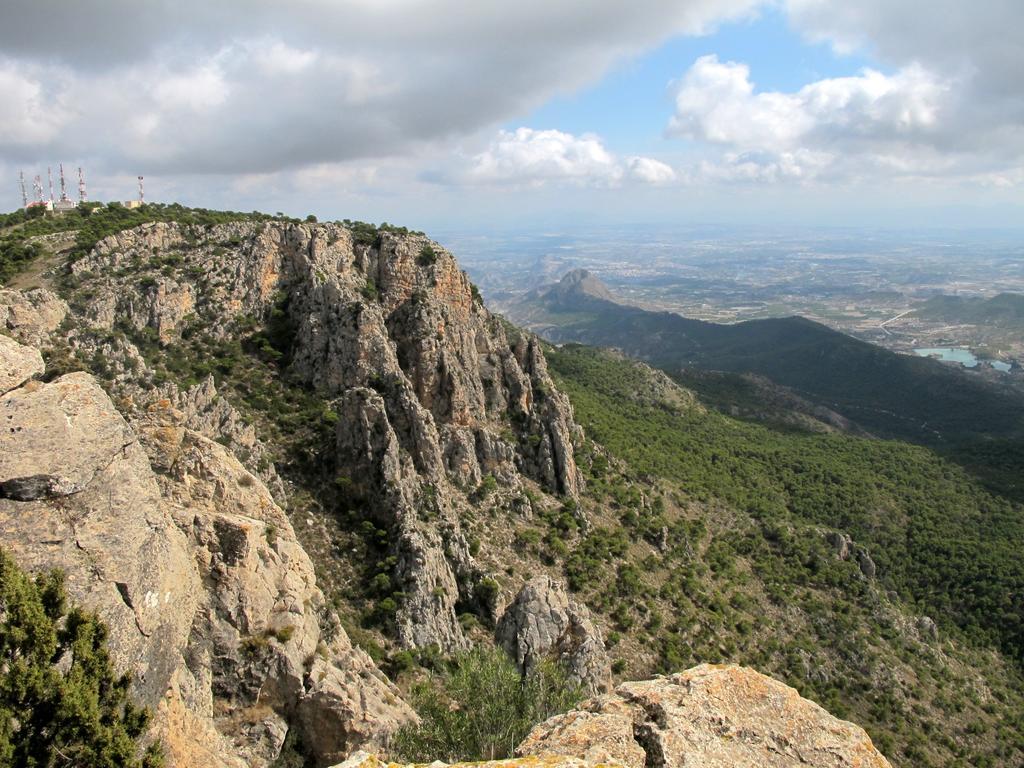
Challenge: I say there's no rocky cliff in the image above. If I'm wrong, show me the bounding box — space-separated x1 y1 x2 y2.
58 221 583 651
1 219 591 765
496 576 612 696
0 331 413 767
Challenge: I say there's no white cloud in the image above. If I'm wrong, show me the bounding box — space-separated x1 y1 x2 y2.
774 0 1024 184
665 54 1021 184
670 56 813 149
1 0 1021 211
671 55 948 150
0 0 761 176
153 65 229 112
0 61 71 146
456 128 675 187
626 156 678 184
253 41 318 76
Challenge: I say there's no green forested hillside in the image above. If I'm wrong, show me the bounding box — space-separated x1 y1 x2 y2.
543 343 1024 766
549 344 1024 659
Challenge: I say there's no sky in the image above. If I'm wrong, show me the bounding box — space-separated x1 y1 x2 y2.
1 0 1023 231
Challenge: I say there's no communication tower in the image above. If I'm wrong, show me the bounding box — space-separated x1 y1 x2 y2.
47 167 54 203
18 171 27 208
138 175 144 203
78 167 87 202
58 163 69 201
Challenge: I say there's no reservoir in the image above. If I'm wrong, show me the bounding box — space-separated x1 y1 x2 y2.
914 347 1012 372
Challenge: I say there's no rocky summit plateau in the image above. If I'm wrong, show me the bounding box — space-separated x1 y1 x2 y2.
1 206 1019 768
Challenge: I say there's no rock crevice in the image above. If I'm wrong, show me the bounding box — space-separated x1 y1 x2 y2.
518 664 892 768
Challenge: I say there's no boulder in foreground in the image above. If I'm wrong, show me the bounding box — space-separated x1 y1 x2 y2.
335 663 891 768
519 663 891 768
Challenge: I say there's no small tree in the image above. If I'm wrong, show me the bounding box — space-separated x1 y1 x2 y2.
391 644 581 763
417 244 437 267
0 549 162 767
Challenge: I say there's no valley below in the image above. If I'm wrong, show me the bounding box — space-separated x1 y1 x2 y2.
445 225 1024 376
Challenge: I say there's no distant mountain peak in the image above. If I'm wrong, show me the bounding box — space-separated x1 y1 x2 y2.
549 268 614 301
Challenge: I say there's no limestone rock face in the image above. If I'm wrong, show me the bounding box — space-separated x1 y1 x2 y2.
518 710 645 768
136 398 417 767
0 339 414 767
827 531 854 560
334 664 893 768
335 754 592 768
0 288 68 347
0 371 137 499
0 333 43 395
66 221 584 651
518 664 892 768
154 375 286 501
856 548 877 579
0 371 199 708
496 576 612 695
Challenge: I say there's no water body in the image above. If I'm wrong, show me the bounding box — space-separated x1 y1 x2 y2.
914 347 1012 372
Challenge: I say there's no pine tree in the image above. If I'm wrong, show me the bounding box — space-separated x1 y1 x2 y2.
0 549 162 767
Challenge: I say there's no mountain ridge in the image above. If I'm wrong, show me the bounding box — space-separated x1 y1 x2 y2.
2 206 1023 766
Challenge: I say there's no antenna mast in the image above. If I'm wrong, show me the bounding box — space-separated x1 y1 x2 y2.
58 163 69 201
78 167 87 202
33 175 43 203
137 175 144 204
18 171 28 208
47 167 54 203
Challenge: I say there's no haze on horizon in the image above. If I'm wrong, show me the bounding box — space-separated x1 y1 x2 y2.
1 0 1022 231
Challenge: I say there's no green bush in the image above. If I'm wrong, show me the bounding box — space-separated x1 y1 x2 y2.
361 279 379 302
418 244 438 267
391 644 581 762
0 549 162 767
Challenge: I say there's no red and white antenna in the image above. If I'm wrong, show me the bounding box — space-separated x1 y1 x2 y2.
58 163 69 202
47 167 54 203
137 175 144 203
18 171 28 208
78 167 87 202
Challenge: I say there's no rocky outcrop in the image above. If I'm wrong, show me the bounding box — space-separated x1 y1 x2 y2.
856 548 877 579
826 531 877 579
332 665 892 768
517 664 892 768
544 270 615 303
0 370 199 708
65 221 585 651
337 755 593 768
156 375 285 501
496 576 612 695
827 531 854 561
0 338 414 767
0 371 138 499
0 288 68 347
0 333 43 395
